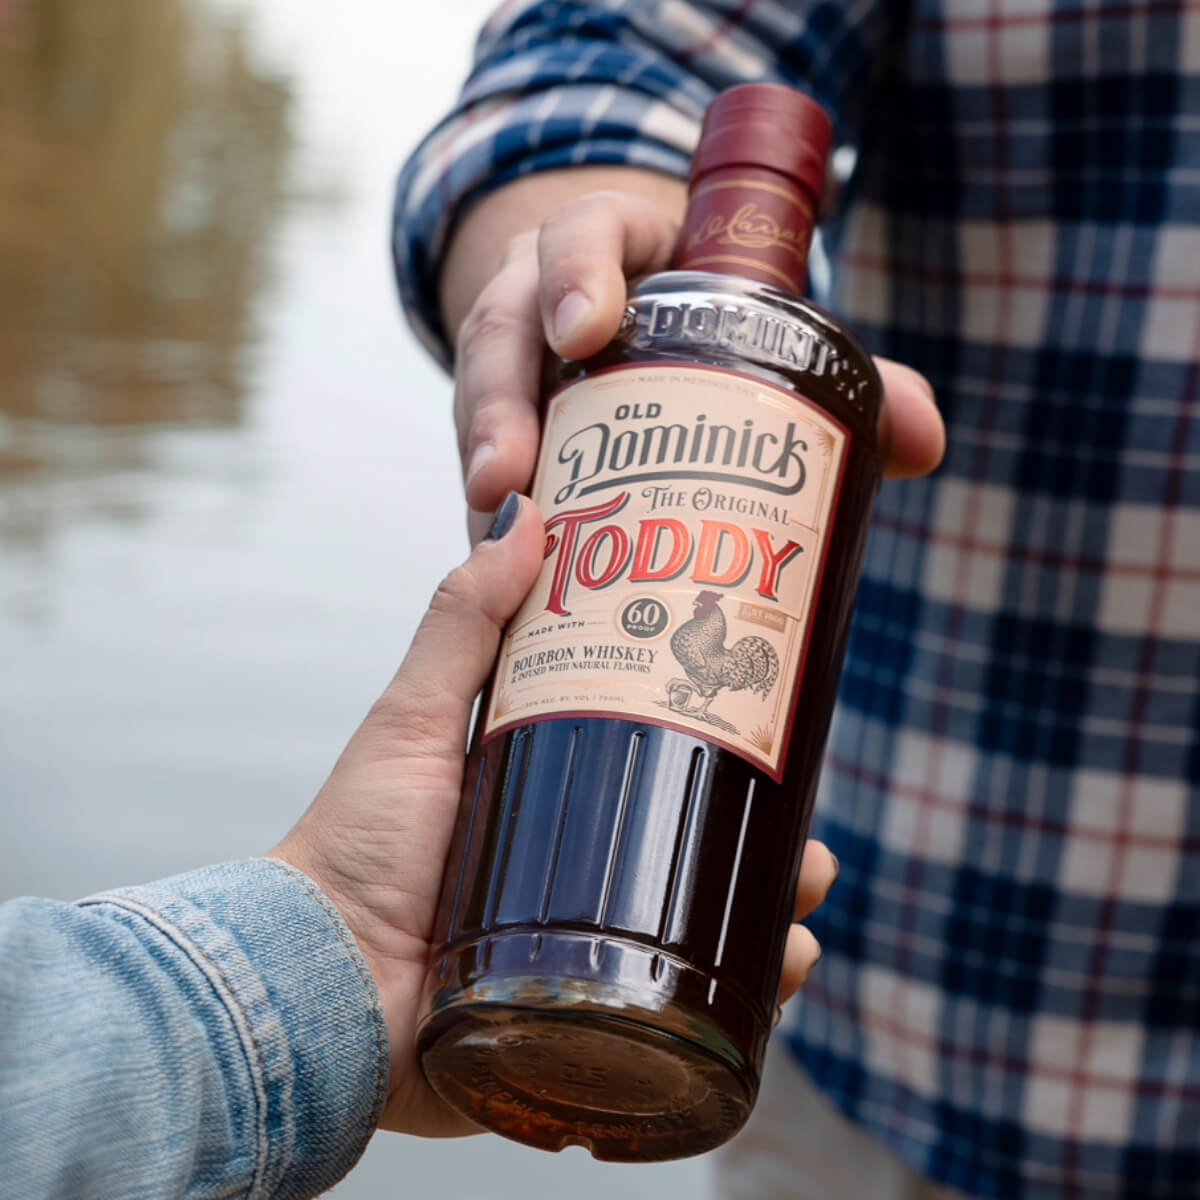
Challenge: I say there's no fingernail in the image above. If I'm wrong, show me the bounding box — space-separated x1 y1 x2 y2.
485 492 520 541
552 290 590 342
830 852 840 885
772 1005 784 1030
466 442 495 485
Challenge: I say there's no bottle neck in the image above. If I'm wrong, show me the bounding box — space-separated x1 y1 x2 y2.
672 165 817 295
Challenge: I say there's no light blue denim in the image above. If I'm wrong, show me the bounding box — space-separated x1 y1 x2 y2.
0 858 389 1198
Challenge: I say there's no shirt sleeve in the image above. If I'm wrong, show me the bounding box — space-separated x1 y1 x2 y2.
0 859 389 1200
392 0 895 367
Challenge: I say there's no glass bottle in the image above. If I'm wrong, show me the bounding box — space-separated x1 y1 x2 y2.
417 84 883 1162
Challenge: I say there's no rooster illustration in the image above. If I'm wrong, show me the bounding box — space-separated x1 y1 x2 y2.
667 591 780 720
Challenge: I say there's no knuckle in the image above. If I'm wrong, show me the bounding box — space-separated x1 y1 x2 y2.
433 564 474 609
501 228 539 266
562 188 631 219
543 189 654 242
540 194 614 250
464 388 510 452
430 562 481 621
432 560 508 637
458 293 523 351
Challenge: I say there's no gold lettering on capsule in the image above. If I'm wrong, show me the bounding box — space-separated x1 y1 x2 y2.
687 203 809 265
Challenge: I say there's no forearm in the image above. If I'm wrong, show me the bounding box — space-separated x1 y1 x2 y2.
438 166 687 345
0 861 387 1200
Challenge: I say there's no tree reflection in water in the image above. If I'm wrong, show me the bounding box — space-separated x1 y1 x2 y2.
0 0 296 543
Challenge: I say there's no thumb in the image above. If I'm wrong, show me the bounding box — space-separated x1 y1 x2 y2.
538 188 684 363
374 493 544 751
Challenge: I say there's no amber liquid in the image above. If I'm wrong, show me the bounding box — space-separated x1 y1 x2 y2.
418 273 881 1161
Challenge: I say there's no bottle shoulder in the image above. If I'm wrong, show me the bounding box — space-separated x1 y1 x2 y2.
560 271 882 446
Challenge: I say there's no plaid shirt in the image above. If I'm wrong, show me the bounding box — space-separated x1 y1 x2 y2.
394 2 1200 1196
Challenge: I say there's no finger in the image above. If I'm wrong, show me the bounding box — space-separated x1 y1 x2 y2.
455 243 545 515
369 495 544 756
466 506 495 546
538 191 680 362
777 923 822 1005
794 840 840 922
876 358 945 479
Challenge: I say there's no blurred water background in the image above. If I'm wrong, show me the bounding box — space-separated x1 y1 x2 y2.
0 0 709 1194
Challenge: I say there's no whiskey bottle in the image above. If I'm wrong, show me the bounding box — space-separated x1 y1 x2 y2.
417 84 882 1162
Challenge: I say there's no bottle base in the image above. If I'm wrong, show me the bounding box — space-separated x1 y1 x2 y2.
418 930 764 1161
420 999 752 1161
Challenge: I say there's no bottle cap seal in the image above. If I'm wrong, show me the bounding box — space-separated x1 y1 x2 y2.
690 84 832 207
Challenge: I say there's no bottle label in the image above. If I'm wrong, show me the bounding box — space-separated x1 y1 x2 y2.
482 363 848 781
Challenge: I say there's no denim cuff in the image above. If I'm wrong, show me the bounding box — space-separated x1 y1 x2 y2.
85 859 389 1199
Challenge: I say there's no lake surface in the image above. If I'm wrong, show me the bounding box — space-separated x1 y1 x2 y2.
0 1 709 1194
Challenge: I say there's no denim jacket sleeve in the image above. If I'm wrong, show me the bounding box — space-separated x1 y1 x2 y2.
0 859 390 1199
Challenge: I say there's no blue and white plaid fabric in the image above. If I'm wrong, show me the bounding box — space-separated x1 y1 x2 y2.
394 3 1200 1196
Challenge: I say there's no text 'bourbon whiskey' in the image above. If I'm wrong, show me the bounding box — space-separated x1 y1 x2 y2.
418 84 883 1162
